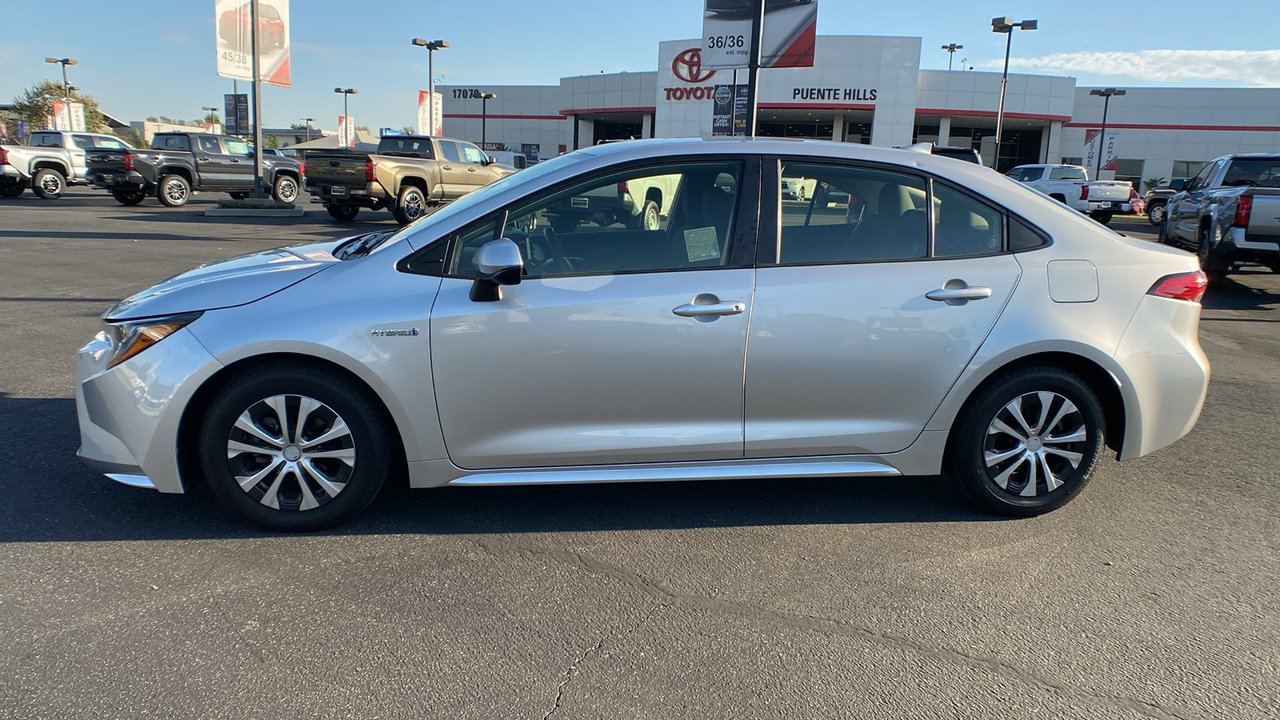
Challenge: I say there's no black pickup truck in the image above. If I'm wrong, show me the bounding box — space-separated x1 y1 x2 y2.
85 132 302 207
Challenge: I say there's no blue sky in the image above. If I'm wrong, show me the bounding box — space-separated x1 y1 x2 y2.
3 1 1278 132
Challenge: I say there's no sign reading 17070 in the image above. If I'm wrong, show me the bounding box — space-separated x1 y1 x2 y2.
701 0 818 70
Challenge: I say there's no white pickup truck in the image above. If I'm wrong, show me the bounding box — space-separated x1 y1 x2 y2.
1005 163 1132 224
0 130 134 199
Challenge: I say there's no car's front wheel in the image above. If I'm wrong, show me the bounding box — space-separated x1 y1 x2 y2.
272 175 299 204
947 366 1105 516
1147 201 1166 226
199 365 394 530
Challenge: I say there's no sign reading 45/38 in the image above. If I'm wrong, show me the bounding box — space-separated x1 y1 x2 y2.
701 0 818 70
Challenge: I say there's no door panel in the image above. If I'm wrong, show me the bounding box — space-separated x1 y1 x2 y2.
430 271 754 469
746 256 1020 456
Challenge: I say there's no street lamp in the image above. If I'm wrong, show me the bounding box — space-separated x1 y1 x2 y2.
302 117 314 142
44 57 78 99
334 87 357 143
1089 88 1126 179
990 17 1037 171
941 43 963 72
201 106 219 129
480 92 496 145
410 38 449 94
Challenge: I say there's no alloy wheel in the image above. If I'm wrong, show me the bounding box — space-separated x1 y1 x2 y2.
983 391 1086 498
225 394 356 511
164 178 188 204
276 178 298 203
40 174 63 196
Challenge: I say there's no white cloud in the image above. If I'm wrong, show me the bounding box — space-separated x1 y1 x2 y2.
982 49 1280 86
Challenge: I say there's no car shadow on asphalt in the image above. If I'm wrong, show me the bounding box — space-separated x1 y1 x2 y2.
0 395 999 543
1201 271 1280 314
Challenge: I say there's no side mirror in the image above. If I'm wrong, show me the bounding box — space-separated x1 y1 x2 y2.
470 239 523 302
1169 179 1187 192
483 155 495 166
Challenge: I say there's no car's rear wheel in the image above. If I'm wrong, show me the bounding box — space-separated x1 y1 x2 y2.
32 168 66 199
1147 201 1166 226
947 367 1105 516
393 185 427 225
327 203 359 222
1090 210 1113 225
1198 225 1229 286
199 365 393 530
111 188 147 206
639 199 661 230
157 174 190 207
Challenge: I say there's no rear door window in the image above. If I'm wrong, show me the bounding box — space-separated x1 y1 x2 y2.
72 135 96 150
439 141 462 163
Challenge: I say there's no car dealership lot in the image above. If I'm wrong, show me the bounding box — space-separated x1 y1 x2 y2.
1 191 1277 718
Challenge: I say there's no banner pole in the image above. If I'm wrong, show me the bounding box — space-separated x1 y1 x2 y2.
744 0 765 137
250 0 265 197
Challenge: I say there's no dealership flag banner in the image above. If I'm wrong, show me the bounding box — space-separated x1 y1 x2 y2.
50 101 86 132
215 0 292 87
338 116 355 148
702 0 817 69
1083 128 1119 174
417 90 443 137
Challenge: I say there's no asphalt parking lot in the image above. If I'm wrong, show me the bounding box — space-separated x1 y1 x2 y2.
1 190 1277 719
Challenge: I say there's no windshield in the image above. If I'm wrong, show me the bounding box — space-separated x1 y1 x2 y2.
1221 159 1280 188
1049 167 1087 180
389 151 592 248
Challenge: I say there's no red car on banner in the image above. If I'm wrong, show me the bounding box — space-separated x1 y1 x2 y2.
218 2 286 49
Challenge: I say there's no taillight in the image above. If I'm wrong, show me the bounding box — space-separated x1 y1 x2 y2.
364 159 376 182
617 181 628 195
1080 184 1089 201
0 147 7 165
123 153 134 172
1149 271 1208 303
1232 195 1252 228
298 161 306 177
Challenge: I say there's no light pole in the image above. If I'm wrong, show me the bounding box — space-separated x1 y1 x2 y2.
1089 88 1126 179
481 92 496 145
45 57 78 99
410 39 449 94
990 17 1037 171
334 88 357 144
302 117 314 142
941 43 963 72
201 106 219 131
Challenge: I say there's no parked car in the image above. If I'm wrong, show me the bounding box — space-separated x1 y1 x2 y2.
303 135 515 224
75 138 1210 530
1005 164 1132 224
85 132 302 207
1143 184 1181 226
0 131 134 199
1160 153 1280 284
903 143 983 165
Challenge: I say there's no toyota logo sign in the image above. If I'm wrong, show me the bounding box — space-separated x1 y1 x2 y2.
672 48 716 84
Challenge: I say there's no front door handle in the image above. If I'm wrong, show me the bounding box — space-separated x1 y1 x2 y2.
673 301 747 317
926 280 992 306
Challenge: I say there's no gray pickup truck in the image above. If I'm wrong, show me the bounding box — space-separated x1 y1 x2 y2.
85 132 302 207
1161 154 1280 284
303 135 514 223
0 130 134 199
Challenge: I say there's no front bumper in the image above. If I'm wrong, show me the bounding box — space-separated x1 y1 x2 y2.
75 326 222 493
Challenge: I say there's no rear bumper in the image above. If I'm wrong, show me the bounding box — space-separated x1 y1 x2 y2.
1222 227 1280 263
0 166 25 185
306 182 384 206
89 170 149 190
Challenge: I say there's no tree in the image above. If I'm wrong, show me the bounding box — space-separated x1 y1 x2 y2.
8 80 104 137
401 126 415 135
119 127 147 148
264 134 280 149
354 124 370 134
204 112 222 126
146 116 159 123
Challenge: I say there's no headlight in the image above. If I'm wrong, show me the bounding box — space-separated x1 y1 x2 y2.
104 313 202 368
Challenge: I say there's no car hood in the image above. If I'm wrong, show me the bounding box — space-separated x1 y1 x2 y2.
104 241 343 321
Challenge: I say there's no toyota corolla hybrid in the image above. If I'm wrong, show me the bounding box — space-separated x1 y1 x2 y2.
75 137 1210 529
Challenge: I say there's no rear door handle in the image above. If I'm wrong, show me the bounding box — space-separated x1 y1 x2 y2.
926 280 992 306
673 301 746 317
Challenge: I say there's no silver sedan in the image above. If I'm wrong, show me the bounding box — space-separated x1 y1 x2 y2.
75 138 1210 529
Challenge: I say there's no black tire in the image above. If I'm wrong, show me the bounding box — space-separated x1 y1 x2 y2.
393 184 428 225
946 366 1106 516
638 199 661 231
0 184 24 198
111 188 147 206
1146 201 1166 226
229 192 250 200
272 174 299 204
1090 210 1113 225
32 168 66 199
327 203 360 222
157 174 191 207
1198 224 1229 286
198 364 394 530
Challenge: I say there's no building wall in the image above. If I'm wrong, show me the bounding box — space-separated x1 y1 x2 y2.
439 84 563 158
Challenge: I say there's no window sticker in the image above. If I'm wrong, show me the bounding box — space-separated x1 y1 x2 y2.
684 226 720 262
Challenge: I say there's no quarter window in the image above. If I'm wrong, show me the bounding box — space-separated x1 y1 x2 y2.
932 184 1004 257
447 160 743 278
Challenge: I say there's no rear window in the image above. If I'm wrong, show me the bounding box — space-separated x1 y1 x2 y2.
152 135 191 151
378 138 435 159
1049 166 1087 181
1221 159 1280 188
30 132 63 148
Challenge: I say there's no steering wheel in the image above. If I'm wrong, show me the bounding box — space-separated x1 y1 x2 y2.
541 226 575 274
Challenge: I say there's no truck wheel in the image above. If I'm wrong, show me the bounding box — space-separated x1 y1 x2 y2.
327 204 359 222
32 168 66 199
1198 225 1229 286
0 185 24 198
272 175 299 204
393 185 427 225
157 174 190 207
229 192 250 200
1090 210 1113 225
111 188 147 206
1146 202 1166 226
639 200 661 230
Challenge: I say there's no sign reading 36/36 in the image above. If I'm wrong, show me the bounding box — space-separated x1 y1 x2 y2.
701 0 818 70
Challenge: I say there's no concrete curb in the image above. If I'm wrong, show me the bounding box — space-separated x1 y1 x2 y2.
204 207 305 217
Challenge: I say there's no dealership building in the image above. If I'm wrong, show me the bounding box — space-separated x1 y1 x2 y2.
438 34 1280 187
